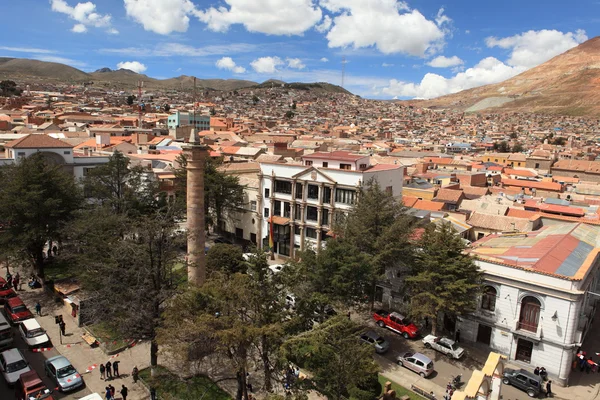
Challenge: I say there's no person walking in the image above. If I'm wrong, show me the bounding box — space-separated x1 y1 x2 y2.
120 384 128 400
34 302 41 316
99 363 106 380
59 320 66 336
546 380 552 397
109 384 115 399
13 273 19 291
105 361 112 380
105 386 112 400
132 366 139 383
112 360 120 377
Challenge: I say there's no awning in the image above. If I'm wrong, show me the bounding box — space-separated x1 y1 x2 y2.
270 216 290 226
53 280 81 296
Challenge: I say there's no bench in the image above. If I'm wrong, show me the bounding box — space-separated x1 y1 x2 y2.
411 384 437 399
81 331 98 346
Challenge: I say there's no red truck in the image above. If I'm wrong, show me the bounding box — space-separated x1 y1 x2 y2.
15 370 54 400
373 309 419 339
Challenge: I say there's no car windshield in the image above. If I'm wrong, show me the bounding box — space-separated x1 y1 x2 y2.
12 305 27 313
404 352 414 358
57 365 77 378
427 362 433 369
401 318 411 325
27 328 45 338
27 387 51 400
450 343 458 351
375 338 386 345
7 360 27 373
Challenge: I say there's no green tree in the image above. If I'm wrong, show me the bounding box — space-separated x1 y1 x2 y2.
285 110 294 119
509 132 518 139
282 316 380 400
292 101 297 110
252 95 259 104
175 154 245 231
405 222 483 334
0 80 22 97
0 154 82 277
164 103 171 112
206 243 246 275
126 95 136 105
493 141 511 153
512 142 524 153
83 151 158 216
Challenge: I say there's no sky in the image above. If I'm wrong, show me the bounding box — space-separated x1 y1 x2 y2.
0 0 598 99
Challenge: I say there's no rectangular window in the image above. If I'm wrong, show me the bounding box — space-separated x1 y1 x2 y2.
535 163 540 169
250 233 257 244
250 200 257 211
322 208 330 226
274 200 281 216
359 163 367 169
264 208 270 217
63 151 71 155
305 160 313 166
340 163 352 170
294 204 301 220
283 202 291 218
386 186 393 195
322 162 328 168
294 225 300 235
235 228 243 238
295 183 303 199
335 188 356 205
307 184 319 200
274 180 292 194
323 187 332 203
306 206 318 221
306 227 317 239
265 188 270 198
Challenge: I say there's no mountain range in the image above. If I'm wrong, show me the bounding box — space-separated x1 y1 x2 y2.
405 36 600 116
0 57 350 94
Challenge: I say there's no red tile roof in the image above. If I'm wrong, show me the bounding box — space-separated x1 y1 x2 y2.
302 151 367 162
501 178 563 192
434 188 464 204
5 134 73 149
413 199 445 211
523 200 585 217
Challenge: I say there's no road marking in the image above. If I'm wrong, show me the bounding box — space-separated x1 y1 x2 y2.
31 347 52 352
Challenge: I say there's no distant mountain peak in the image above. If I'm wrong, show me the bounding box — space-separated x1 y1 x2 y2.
94 67 112 73
116 68 137 74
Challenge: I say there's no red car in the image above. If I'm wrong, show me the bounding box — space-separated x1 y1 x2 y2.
373 309 419 339
0 278 16 304
4 297 33 324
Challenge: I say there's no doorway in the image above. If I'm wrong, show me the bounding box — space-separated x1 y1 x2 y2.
516 338 533 363
477 324 492 345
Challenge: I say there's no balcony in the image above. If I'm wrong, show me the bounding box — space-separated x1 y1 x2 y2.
517 321 538 333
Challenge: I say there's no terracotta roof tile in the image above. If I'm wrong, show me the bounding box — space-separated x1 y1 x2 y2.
5 134 73 149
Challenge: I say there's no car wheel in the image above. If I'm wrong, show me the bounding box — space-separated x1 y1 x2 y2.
419 372 426 378
377 321 386 328
402 332 409 339
527 389 536 398
397 360 403 367
502 378 509 385
424 343 431 349
446 352 453 358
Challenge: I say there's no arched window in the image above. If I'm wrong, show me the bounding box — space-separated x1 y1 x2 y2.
481 286 497 312
519 296 541 333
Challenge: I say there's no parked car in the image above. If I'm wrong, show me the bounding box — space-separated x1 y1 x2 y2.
268 264 284 275
15 370 54 400
372 310 419 339
44 356 84 392
422 334 465 359
502 368 543 398
396 352 434 378
19 318 50 348
3 297 33 324
0 278 16 304
0 312 13 349
0 348 31 386
359 330 390 354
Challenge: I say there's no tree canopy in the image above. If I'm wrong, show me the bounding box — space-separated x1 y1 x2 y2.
0 80 22 97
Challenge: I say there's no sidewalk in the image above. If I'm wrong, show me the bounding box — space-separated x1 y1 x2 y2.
16 279 152 400
376 355 446 399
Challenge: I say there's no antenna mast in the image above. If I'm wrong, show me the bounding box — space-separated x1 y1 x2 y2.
137 80 143 129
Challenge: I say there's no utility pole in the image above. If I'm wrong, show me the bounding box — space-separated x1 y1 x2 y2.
137 80 143 129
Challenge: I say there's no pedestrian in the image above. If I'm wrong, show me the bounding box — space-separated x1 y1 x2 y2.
534 366 540 375
120 384 128 400
106 361 112 379
425 316 429 328
112 360 120 377
59 320 66 336
546 380 552 398
109 384 115 399
6 275 12 288
35 302 41 316
455 329 461 343
587 357 595 374
100 363 106 380
132 366 139 383
105 386 112 400
13 273 19 291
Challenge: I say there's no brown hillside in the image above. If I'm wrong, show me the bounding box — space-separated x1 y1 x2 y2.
0 58 90 81
409 36 600 116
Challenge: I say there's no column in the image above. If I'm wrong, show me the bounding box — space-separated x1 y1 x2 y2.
184 143 207 286
299 226 305 252
316 229 322 253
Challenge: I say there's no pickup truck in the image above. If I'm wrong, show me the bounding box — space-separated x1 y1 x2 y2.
422 334 465 359
373 310 419 339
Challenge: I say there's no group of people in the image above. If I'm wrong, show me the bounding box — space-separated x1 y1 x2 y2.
99 360 121 380
5 272 21 291
103 383 128 400
574 350 599 373
533 367 552 397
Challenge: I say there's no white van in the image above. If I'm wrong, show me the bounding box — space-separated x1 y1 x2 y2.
19 319 50 348
0 312 12 349
79 394 103 400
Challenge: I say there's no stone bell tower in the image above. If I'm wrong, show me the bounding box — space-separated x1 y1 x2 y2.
184 129 208 286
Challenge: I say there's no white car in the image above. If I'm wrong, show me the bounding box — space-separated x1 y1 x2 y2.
422 334 465 359
19 318 50 348
0 348 31 385
268 264 284 275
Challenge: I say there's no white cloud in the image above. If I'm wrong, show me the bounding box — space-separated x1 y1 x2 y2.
116 61 147 74
286 58 306 69
0 47 56 54
315 15 332 33
50 0 115 33
321 0 445 56
435 7 451 27
426 55 463 68
124 0 196 35
197 0 322 35
251 56 284 73
485 29 587 68
382 63 394 67
465 30 470 34
100 43 258 57
215 57 246 73
320 57 329 62
107 28 119 35
72 23 87 33
382 57 526 99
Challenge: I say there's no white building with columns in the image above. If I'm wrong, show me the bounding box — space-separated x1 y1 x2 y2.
257 151 403 259
458 223 600 385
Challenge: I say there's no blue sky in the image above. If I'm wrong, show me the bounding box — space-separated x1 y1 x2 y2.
0 0 597 99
